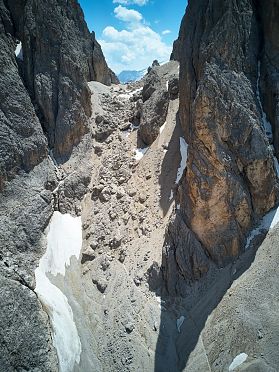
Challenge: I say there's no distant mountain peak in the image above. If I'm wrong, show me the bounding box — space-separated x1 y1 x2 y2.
118 60 169 84
118 68 147 84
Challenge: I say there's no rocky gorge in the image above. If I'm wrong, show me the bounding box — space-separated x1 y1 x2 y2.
1 0 279 371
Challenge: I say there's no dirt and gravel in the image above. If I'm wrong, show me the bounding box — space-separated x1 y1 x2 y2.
48 61 279 372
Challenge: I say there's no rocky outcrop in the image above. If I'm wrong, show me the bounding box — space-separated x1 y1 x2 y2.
162 214 209 295
138 61 179 145
170 36 181 62
3 0 117 161
0 5 47 192
259 0 279 158
0 159 58 371
91 32 119 85
0 0 117 370
169 0 279 268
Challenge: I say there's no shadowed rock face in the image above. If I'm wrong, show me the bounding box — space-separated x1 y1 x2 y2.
0 1 47 191
138 62 179 145
175 0 279 266
260 0 279 159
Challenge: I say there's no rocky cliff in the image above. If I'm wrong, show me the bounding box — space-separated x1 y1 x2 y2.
1 0 279 371
0 0 117 370
164 0 279 295
0 0 117 170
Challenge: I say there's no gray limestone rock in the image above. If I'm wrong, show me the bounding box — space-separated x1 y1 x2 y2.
4 0 117 160
162 214 210 296
177 0 279 266
138 61 179 145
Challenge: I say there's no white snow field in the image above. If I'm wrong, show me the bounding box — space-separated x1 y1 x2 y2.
245 206 279 249
229 353 248 371
14 41 23 60
176 137 188 184
35 211 82 372
160 121 167 134
134 146 149 161
176 316 185 333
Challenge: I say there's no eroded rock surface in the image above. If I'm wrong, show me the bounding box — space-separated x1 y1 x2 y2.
176 0 279 266
2 0 117 161
138 61 179 145
0 0 116 370
260 0 279 159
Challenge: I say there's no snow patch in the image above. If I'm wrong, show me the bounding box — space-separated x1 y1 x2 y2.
123 122 140 138
119 87 142 101
134 147 148 161
39 211 82 276
35 211 82 372
166 80 169 91
169 190 174 201
132 87 143 95
176 316 185 333
15 41 23 60
160 121 167 134
176 137 188 184
229 353 248 371
245 206 279 249
35 271 82 372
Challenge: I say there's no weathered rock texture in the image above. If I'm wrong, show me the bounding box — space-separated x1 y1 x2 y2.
138 61 178 145
2 0 117 161
91 32 119 85
0 5 47 192
175 0 279 267
0 0 116 369
259 0 279 159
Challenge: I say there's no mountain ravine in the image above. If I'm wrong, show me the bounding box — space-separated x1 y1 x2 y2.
1 0 279 371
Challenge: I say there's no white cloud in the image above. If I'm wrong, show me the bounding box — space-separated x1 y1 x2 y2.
114 5 142 23
99 6 172 73
162 29 171 35
113 0 149 5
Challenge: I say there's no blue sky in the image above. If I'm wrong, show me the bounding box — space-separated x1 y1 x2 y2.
79 0 187 74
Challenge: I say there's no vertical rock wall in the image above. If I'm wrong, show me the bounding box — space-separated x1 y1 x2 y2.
173 0 279 268
5 0 118 159
0 0 117 369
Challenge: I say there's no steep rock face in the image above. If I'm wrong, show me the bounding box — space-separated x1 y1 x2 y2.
176 0 279 265
91 32 119 85
162 214 210 295
138 61 178 145
0 0 116 369
260 0 279 158
0 0 116 187
5 0 117 159
0 5 47 191
0 159 58 371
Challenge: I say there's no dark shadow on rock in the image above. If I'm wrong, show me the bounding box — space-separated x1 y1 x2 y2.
146 209 272 371
136 130 148 149
158 113 184 217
